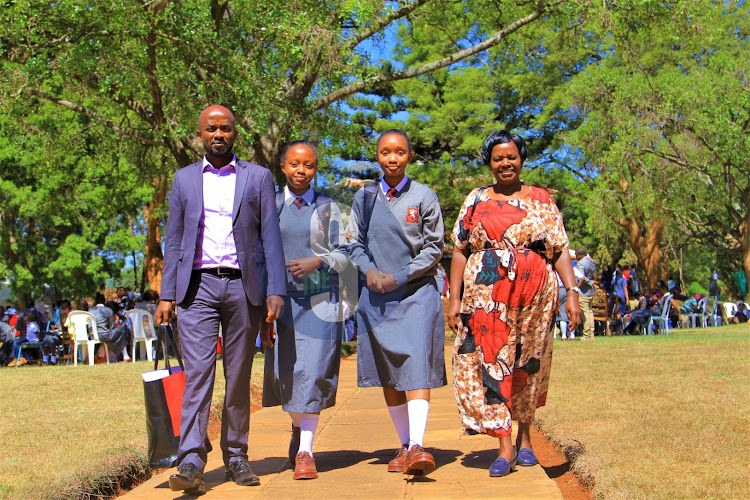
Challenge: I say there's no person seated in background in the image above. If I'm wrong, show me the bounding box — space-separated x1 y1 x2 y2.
112 288 130 318
669 284 688 301
3 307 18 329
729 301 748 324
41 299 72 365
134 290 159 315
19 299 47 327
7 314 41 366
680 294 702 327
0 305 12 343
91 293 131 362
631 290 647 311
623 282 679 334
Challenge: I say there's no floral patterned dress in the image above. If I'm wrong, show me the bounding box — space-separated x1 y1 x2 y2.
451 186 569 438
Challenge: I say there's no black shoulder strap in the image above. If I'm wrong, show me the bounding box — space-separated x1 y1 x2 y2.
468 186 487 224
361 182 379 233
275 190 285 216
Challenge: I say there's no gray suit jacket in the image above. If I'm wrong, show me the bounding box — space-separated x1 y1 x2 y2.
161 159 286 306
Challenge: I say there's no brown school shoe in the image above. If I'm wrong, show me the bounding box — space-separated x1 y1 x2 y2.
293 451 318 480
388 445 409 472
402 445 436 476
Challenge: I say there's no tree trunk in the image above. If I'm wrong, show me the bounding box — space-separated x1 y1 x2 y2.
143 173 168 294
253 128 291 187
740 200 750 297
620 217 668 289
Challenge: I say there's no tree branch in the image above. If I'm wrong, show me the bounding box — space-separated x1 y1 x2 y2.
314 1 545 109
344 0 432 52
641 147 692 168
29 89 157 145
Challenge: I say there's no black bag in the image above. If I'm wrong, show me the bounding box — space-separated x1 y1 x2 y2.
142 324 185 469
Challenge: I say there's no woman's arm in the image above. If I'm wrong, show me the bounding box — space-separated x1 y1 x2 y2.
447 246 469 332
552 250 582 330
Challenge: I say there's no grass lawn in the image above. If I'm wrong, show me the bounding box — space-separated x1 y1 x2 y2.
536 324 750 500
0 353 265 499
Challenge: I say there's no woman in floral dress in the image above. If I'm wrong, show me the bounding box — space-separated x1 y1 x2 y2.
447 130 581 477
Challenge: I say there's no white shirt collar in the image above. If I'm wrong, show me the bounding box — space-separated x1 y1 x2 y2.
284 186 314 205
380 176 409 195
201 155 237 172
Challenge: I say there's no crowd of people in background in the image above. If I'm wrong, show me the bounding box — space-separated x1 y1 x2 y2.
0 286 162 367
556 256 748 339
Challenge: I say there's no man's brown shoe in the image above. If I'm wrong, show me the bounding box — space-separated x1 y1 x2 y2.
293 451 318 480
403 445 436 476
388 445 408 472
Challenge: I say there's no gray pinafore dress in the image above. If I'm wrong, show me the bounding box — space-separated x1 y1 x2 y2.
262 191 344 413
351 180 447 391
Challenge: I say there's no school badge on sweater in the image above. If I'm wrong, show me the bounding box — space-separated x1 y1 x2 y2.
406 207 419 224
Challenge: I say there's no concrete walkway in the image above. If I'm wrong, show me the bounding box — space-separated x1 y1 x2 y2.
127 337 562 499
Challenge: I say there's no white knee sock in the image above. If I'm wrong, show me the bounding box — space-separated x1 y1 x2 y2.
407 399 429 449
387 403 410 446
298 414 319 456
560 321 568 339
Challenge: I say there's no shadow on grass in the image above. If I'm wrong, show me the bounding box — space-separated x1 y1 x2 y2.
540 457 572 479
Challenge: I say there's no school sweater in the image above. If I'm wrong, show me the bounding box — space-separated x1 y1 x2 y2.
349 179 444 288
279 193 349 293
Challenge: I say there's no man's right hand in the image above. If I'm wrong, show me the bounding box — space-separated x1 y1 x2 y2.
155 300 173 325
265 295 284 323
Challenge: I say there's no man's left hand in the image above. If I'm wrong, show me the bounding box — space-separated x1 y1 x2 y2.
266 295 284 322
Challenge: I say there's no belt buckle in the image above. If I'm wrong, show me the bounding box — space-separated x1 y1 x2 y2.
216 267 231 276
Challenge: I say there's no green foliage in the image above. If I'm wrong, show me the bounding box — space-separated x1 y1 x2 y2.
0 101 146 299
555 0 749 281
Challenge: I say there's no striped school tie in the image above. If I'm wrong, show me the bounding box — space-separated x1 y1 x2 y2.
386 188 398 201
294 197 307 209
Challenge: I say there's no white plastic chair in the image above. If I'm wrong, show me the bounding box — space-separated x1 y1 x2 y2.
723 302 738 320
68 311 109 366
707 298 722 326
647 293 673 335
126 309 156 361
689 297 709 328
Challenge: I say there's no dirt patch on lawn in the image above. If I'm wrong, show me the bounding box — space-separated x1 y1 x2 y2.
531 426 592 500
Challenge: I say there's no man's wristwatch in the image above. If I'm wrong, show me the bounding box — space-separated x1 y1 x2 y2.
566 286 581 294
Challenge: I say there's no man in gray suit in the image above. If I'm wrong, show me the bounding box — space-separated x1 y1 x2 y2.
156 104 286 495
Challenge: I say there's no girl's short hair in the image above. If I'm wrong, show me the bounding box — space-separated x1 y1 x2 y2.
281 140 318 163
377 129 412 153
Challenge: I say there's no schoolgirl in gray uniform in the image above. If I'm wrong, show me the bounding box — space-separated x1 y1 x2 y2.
261 140 349 480
348 129 446 476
